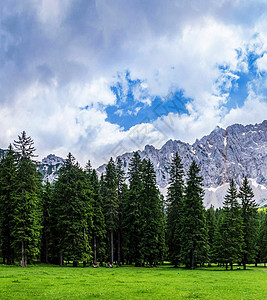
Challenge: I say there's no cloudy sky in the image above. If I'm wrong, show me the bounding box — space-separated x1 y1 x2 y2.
1 0 267 167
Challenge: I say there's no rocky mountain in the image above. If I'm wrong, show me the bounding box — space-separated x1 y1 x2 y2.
1 120 267 208
37 154 65 183
97 120 267 208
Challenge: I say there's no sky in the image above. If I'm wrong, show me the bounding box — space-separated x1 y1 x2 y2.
0 0 267 167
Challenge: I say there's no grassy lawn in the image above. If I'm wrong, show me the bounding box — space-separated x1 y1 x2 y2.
0 264 266 299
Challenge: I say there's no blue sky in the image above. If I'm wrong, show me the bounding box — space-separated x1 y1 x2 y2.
0 0 267 166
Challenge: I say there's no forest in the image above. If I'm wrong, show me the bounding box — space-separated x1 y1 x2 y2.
0 131 266 270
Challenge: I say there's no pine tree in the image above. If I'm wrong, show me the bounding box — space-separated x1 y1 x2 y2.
239 177 257 270
206 205 216 266
0 145 17 264
40 180 53 263
212 211 225 266
180 161 208 269
258 212 267 265
166 152 184 267
52 153 93 267
102 158 118 265
123 152 143 265
116 158 125 266
141 159 165 266
12 132 42 267
220 179 244 270
90 169 106 265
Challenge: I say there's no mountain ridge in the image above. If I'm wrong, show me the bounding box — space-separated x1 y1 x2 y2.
1 120 267 207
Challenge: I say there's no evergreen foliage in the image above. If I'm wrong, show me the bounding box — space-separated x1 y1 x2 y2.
220 179 244 270
166 152 184 266
239 177 257 269
12 132 42 267
0 145 17 264
0 132 266 269
90 169 106 265
141 159 165 266
52 153 93 267
102 158 118 265
180 161 208 269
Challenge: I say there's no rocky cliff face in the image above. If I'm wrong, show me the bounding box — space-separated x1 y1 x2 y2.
1 120 267 207
37 154 65 183
97 120 267 207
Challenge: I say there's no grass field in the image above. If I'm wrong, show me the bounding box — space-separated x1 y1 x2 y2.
0 264 266 299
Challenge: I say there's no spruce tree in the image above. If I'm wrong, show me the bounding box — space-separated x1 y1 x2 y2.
0 145 17 264
116 158 125 265
180 161 208 269
102 158 118 265
90 169 106 265
12 132 42 267
141 159 165 266
206 205 216 266
52 153 93 266
123 152 143 265
221 179 244 270
239 177 257 270
166 152 184 267
40 180 53 263
258 212 267 265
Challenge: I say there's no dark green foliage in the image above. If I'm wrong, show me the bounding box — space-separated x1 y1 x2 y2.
116 158 125 265
166 152 184 266
239 177 257 269
102 158 118 264
0 145 17 264
180 161 208 269
12 132 42 267
40 180 53 263
206 205 216 264
220 180 244 269
258 212 267 263
122 152 143 266
141 159 165 265
52 153 93 266
90 169 106 265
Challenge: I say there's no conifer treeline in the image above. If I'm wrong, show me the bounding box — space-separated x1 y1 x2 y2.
0 132 266 268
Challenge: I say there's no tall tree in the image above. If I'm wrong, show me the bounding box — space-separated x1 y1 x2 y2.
52 153 93 267
123 152 143 266
180 161 208 269
102 158 118 265
258 212 267 265
12 131 42 267
206 205 216 266
239 177 257 270
141 159 165 266
116 158 125 266
166 152 184 267
90 169 106 265
0 145 17 264
40 180 53 264
220 180 244 270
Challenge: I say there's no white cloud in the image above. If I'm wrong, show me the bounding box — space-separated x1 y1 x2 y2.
0 0 267 167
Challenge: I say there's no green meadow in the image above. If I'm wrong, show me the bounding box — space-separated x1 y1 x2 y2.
0 264 266 299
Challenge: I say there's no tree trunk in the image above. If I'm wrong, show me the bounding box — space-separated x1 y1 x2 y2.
230 262 233 270
118 231 121 266
94 235 97 265
45 236 48 264
110 231 114 265
191 250 195 270
243 262 246 270
73 261 78 267
21 240 26 267
59 252 63 266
